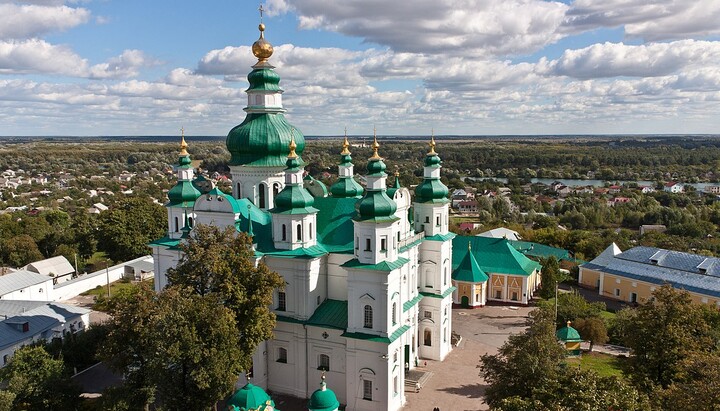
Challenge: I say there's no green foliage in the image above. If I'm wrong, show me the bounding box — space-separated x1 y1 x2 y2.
480 308 567 408
0 346 81 410
538 256 562 299
0 234 43 267
659 353 720 411
573 317 608 351
102 283 243 410
167 224 285 372
537 291 606 328
615 284 716 390
45 324 109 372
97 196 166 261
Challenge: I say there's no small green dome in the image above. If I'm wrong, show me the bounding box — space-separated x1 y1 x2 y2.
355 191 397 221
308 379 339 411
414 178 449 203
227 383 278 411
167 180 201 208
247 68 281 92
425 153 441 167
192 174 214 194
386 174 402 198
556 322 582 342
304 175 329 198
367 158 387 175
331 177 363 198
274 184 315 212
179 154 192 167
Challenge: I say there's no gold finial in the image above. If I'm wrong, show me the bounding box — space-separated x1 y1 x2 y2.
180 127 188 156
341 127 351 155
468 241 472 251
370 127 382 160
428 129 437 155
394 165 400 177
252 5 273 63
288 129 298 159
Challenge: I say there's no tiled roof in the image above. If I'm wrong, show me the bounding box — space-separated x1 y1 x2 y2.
341 257 410 272
0 301 89 350
342 324 411 344
0 270 51 296
583 245 720 298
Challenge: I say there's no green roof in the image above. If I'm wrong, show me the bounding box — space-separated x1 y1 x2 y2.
341 257 410 271
307 299 348 330
167 180 201 208
263 245 328 259
414 178 449 204
205 187 243 213
342 324 411 344
510 240 570 261
355 190 398 221
271 183 318 214
247 67 281 92
226 112 305 167
556 324 582 342
425 232 456 242
227 383 278 411
419 287 456 299
330 176 363 198
403 294 423 312
148 236 180 248
452 247 489 283
308 381 340 411
452 236 541 276
304 175 329 198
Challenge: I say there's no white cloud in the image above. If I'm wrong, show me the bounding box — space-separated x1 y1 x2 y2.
88 49 157 79
0 3 90 39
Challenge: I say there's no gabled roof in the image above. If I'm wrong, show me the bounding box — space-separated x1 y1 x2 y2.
452 236 541 276
0 301 89 350
477 227 521 241
0 270 52 296
24 255 74 277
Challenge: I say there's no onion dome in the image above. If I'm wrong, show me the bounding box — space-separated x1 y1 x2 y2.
271 137 319 215
168 133 201 208
227 381 278 411
192 172 215 194
226 21 305 168
330 135 364 198
308 374 339 411
304 174 329 198
453 243 488 283
556 321 582 343
414 135 449 204
355 135 398 222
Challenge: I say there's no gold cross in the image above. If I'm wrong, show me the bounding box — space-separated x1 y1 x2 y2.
259 4 264 22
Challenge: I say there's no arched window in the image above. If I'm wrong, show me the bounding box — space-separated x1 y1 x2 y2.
174 217 179 232
392 302 398 325
443 267 448 286
282 224 287 241
277 347 287 363
318 354 330 371
424 329 432 346
188 217 194 228
309 223 313 239
258 183 267 208
296 224 302 241
363 305 373 329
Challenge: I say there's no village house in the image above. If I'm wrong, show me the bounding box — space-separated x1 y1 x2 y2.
664 182 684 193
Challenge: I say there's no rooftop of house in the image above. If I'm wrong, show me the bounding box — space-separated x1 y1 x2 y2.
0 270 51 296
0 300 90 350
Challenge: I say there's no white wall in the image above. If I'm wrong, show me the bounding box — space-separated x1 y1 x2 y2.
0 278 54 301
53 256 153 301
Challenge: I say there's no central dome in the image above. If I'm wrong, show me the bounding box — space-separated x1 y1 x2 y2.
226 113 305 167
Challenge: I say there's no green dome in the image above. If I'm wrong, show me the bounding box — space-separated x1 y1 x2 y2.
355 190 397 222
308 382 339 411
192 174 214 194
386 174 402 198
227 383 278 411
178 154 192 167
425 153 441 167
274 184 316 213
227 113 305 167
247 68 281 92
167 180 201 208
367 158 387 175
304 175 329 198
331 177 363 198
414 178 449 203
556 323 582 342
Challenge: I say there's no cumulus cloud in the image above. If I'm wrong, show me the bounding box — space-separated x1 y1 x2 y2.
266 0 568 56
540 40 720 79
0 3 90 39
563 0 720 41
0 40 154 79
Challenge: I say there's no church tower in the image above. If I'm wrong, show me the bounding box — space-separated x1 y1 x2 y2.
166 131 200 239
226 21 305 210
270 135 318 250
329 132 364 199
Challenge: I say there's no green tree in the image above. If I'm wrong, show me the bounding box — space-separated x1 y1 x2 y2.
480 308 567 407
538 256 562 299
573 317 608 351
167 224 284 372
660 353 720 411
618 284 714 390
97 196 165 261
537 291 605 328
0 234 43 267
0 346 81 410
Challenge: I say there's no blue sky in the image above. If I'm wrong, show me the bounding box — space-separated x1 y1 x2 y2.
1 0 720 136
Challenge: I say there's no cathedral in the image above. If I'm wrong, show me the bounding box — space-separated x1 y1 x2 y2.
151 20 455 411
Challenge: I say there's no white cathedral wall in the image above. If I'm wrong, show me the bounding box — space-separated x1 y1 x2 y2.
345 338 405 411
413 203 448 237
193 211 237 231
346 268 402 336
152 246 180 293
266 322 307 397
264 256 324 321
417 294 453 361
326 253 352 301
306 326 348 402
230 166 284 209
418 240 453 296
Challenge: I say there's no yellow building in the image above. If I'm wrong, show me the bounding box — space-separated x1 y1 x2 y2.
579 244 720 306
452 236 542 306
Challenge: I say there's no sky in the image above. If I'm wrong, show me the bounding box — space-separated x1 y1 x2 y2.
1 0 720 137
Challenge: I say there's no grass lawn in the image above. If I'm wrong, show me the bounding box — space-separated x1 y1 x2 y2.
599 310 616 320
565 352 625 378
81 280 137 298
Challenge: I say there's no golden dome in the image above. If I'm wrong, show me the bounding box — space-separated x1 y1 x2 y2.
252 23 274 62
180 127 188 156
288 130 298 159
341 128 351 155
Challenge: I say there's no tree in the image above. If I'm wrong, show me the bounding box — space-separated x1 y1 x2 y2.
0 346 81 410
97 196 166 261
617 284 714 390
660 353 720 411
0 234 43 267
480 308 567 407
167 224 284 372
574 317 608 351
103 284 244 410
537 291 605 328
538 256 562 299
